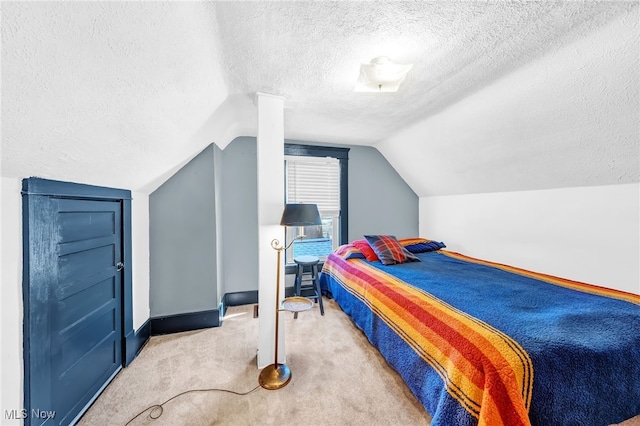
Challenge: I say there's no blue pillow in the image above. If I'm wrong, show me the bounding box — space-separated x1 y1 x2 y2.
402 239 446 253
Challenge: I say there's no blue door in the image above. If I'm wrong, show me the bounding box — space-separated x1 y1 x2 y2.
23 180 126 426
53 199 123 424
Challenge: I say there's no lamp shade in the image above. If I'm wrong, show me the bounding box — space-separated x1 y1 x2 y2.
280 204 322 227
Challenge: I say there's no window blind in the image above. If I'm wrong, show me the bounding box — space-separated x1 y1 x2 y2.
285 155 340 215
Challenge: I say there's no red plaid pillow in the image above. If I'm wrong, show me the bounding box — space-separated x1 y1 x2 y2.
364 235 420 265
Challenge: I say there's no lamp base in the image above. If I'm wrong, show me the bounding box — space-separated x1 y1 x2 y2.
258 363 292 390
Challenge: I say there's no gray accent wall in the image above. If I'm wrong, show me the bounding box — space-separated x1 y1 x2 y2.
213 143 224 306
347 145 418 241
149 144 220 317
221 137 259 294
149 137 419 314
220 138 418 295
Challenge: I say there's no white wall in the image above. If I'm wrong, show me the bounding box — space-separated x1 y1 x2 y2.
0 178 151 420
1 177 23 425
420 183 640 294
131 192 151 330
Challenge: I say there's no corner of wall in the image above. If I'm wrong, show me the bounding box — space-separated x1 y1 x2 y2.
213 144 224 306
131 191 151 330
1 176 25 422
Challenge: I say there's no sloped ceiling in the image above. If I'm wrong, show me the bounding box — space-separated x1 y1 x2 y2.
1 1 638 195
2 1 228 192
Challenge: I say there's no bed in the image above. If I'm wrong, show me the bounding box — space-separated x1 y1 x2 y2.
318 238 640 426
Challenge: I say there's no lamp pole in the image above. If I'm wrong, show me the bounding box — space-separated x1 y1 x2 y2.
258 204 321 390
257 237 298 390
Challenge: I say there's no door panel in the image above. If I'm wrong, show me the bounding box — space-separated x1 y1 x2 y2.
23 193 124 426
52 199 122 425
58 210 116 242
58 245 115 282
55 326 117 421
58 307 116 373
57 277 115 332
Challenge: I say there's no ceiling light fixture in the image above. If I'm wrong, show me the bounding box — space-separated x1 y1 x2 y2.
354 56 413 93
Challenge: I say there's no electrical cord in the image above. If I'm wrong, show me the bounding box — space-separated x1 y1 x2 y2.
124 385 261 425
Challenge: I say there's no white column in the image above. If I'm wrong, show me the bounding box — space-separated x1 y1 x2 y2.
255 92 286 368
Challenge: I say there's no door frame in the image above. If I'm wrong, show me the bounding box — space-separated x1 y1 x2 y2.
21 177 134 425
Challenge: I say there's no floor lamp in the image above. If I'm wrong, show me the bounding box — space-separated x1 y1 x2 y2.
258 203 322 390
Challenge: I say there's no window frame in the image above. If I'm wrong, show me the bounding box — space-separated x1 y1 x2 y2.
283 143 349 274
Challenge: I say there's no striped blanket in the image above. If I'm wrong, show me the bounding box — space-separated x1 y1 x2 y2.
320 250 640 426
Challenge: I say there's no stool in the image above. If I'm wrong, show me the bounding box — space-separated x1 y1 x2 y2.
293 255 324 318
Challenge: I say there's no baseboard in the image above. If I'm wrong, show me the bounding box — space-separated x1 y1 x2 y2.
139 287 321 337
221 288 296 303
125 319 151 365
219 287 296 323
220 291 257 323
223 290 258 308
222 288 297 308
150 309 221 336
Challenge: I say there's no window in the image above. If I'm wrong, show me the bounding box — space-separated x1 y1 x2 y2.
284 144 349 267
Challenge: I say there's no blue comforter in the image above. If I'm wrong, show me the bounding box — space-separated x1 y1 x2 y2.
320 250 640 425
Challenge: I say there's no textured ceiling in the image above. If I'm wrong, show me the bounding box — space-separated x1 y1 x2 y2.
214 1 637 145
1 1 638 195
2 1 228 191
377 4 640 196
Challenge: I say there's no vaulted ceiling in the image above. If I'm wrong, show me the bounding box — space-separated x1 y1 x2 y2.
2 1 638 195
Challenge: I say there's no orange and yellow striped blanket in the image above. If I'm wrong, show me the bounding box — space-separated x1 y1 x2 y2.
320 250 640 426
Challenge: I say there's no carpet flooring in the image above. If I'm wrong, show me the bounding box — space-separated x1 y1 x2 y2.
78 299 431 426
78 298 640 426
